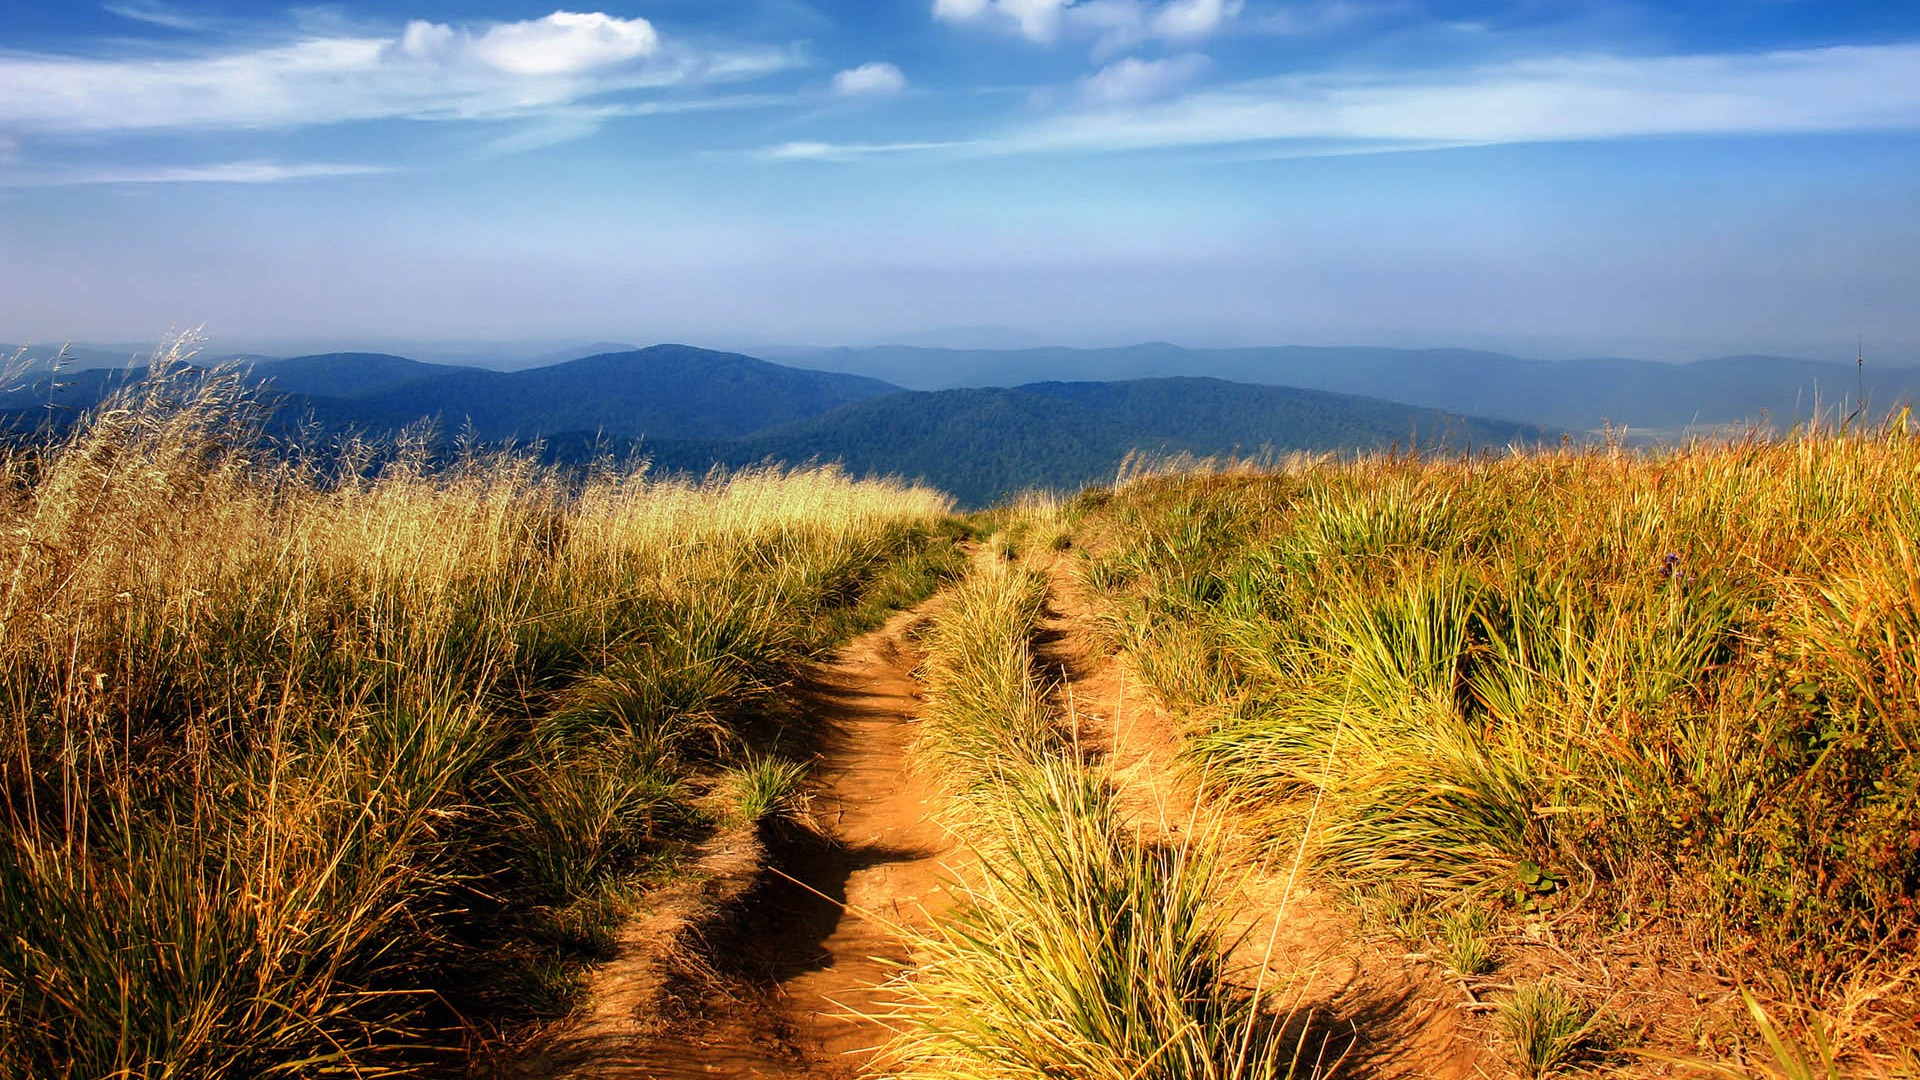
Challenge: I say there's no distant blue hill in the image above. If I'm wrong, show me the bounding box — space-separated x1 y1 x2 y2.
7 345 902 443
789 343 1920 433
246 352 477 399
546 377 1554 507
0 344 1552 506
318 345 901 441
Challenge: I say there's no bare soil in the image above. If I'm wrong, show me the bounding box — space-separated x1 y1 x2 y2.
514 604 951 1079
520 553 1499 1079
1027 550 1487 1079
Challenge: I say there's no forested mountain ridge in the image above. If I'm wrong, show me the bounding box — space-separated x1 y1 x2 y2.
788 343 1918 432
6 345 901 442
550 377 1554 506
4 346 1551 506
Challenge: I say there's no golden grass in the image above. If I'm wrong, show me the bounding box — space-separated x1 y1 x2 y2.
1074 422 1920 1072
0 340 955 1077
887 540 1329 1080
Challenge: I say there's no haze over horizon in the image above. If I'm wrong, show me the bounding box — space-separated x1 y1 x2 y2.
3 1 1918 362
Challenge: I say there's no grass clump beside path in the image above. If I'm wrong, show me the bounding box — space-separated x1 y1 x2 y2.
0 345 958 1078
887 543 1322 1080
911 554 1055 790
1073 430 1920 1067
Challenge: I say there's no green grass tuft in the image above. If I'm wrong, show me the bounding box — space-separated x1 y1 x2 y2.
1498 978 1595 1078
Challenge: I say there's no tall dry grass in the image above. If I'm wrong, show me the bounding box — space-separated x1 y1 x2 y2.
1074 424 1920 1068
0 342 955 1077
886 543 1326 1080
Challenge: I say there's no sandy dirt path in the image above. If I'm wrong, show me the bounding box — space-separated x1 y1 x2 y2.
1026 551 1485 1080
521 604 951 1080
524 548 1485 1079
774 605 953 1068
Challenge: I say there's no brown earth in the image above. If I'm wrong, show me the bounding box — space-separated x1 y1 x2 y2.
513 604 952 1079
519 550 1496 1079
1026 549 1487 1080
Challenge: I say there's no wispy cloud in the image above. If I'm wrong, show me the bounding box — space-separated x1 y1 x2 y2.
933 0 1243 53
766 41 1920 160
762 139 965 161
101 0 202 32
0 10 799 135
1248 0 1395 37
1018 44 1920 152
2 160 394 186
1079 53 1209 103
478 93 792 155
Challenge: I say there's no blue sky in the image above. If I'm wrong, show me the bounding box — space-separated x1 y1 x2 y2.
2 0 1918 359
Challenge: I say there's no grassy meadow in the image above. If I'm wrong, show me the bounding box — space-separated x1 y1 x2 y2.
1065 430 1920 1074
0 350 958 1077
5 339 1917 1079
887 550 1319 1080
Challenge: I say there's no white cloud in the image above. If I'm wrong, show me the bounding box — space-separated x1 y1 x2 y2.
0 11 792 134
1001 0 1074 43
2 160 393 186
934 0 1239 49
403 11 659 77
1079 53 1209 103
933 0 991 17
1152 0 1242 41
766 42 1920 161
832 61 908 96
102 0 202 32
1020 44 1920 153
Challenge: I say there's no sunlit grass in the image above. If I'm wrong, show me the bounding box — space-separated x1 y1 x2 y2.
1073 423 1920 1067
0 340 956 1077
890 537 1331 1079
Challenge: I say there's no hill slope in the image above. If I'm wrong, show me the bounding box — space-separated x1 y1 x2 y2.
795 344 1919 432
3 349 1552 506
344 344 900 440
607 377 1552 506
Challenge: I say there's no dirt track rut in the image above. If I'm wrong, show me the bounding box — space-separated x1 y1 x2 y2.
528 555 1484 1078
522 604 949 1079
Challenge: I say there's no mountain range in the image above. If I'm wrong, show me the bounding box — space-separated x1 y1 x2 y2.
9 339 1912 505
552 376 1546 506
1 344 1549 506
783 343 1919 433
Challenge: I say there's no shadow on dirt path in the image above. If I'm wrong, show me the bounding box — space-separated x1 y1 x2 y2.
519 605 952 1080
1026 550 1486 1080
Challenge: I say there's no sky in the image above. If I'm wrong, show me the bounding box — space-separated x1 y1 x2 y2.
2 0 1918 360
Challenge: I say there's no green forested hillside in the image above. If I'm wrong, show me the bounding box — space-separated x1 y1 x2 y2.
578 377 1553 506
3 350 1553 507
